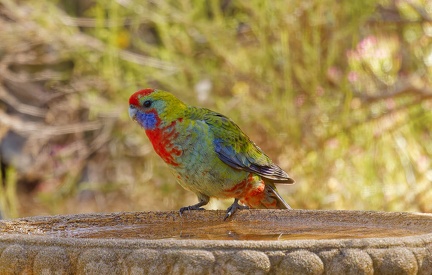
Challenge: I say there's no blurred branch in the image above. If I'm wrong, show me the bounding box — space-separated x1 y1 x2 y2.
407 2 432 21
0 55 66 83
303 82 432 154
73 32 178 71
56 12 178 71
0 110 102 137
60 15 134 28
349 91 431 135
355 79 432 103
0 85 46 117
118 50 178 72
368 4 432 24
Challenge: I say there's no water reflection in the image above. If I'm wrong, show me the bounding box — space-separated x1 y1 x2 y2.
49 221 425 241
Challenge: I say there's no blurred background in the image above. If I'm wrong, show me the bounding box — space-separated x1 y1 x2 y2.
0 0 431 218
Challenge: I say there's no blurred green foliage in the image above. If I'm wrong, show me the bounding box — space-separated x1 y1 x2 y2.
0 0 431 217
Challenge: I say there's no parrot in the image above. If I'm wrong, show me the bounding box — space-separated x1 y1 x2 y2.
128 88 295 220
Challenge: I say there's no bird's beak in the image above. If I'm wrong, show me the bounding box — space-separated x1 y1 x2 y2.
128 105 137 119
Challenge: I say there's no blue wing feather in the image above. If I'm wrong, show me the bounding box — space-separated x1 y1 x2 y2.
200 110 294 183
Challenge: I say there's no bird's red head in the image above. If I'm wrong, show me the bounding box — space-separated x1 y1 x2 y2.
129 88 155 106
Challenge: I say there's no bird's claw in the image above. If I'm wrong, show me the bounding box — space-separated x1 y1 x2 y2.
224 200 249 221
224 211 233 221
179 205 205 216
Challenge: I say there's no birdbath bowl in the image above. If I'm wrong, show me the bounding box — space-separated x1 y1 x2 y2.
0 210 431 274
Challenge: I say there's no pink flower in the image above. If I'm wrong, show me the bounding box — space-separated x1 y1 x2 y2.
348 71 359 83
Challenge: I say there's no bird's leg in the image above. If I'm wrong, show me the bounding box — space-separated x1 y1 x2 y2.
179 194 210 215
224 198 249 221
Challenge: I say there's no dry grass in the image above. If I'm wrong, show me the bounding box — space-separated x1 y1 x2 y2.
0 0 431 218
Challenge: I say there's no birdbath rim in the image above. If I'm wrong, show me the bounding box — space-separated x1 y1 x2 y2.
1 209 431 274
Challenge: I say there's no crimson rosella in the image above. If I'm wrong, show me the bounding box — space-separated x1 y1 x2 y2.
128 88 295 220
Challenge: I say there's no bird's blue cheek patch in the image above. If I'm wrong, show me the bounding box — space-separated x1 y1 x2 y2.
136 111 158 130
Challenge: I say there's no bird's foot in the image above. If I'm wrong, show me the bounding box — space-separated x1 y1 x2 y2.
179 205 206 214
224 199 249 221
179 196 210 217
179 203 207 217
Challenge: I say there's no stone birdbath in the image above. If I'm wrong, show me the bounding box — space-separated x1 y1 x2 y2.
0 209 431 274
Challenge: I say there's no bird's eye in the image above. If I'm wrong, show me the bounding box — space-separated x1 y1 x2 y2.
143 100 152 108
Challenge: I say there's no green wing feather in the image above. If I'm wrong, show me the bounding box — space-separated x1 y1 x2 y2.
190 107 294 183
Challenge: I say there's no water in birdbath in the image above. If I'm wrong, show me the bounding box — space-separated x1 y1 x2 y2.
7 210 430 241
53 220 424 240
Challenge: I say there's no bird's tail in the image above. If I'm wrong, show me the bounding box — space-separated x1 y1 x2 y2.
242 183 292 209
265 184 292 209
239 178 292 209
